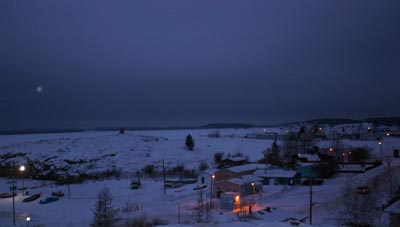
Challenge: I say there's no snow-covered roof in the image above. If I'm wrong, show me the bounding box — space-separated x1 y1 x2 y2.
297 154 320 162
385 200 400 214
228 175 262 185
228 164 269 173
199 169 216 176
222 157 246 162
220 191 240 197
254 169 298 178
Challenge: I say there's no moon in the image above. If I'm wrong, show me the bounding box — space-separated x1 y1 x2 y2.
37 86 43 93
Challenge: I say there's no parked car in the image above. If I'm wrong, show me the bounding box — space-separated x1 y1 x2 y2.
130 179 141 189
165 182 183 188
23 193 41 202
39 196 59 204
302 179 324 186
356 186 370 194
51 191 65 197
0 192 17 198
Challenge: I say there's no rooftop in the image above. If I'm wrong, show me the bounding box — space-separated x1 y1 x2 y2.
254 169 298 178
385 200 400 214
228 164 269 173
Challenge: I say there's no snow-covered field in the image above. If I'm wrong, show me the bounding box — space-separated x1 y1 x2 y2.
0 128 399 227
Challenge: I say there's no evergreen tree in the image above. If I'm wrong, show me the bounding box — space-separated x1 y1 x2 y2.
185 134 195 151
91 187 119 227
270 141 281 166
264 141 282 166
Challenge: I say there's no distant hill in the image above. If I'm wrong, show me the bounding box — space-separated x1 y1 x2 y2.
200 123 254 129
285 117 400 127
303 118 362 126
364 117 400 126
0 128 85 135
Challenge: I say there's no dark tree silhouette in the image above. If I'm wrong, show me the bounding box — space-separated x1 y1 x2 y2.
185 134 195 151
350 147 371 163
91 187 119 227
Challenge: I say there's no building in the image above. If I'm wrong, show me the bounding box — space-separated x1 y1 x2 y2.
214 164 269 182
296 154 321 163
254 169 301 185
385 200 400 227
218 157 248 168
220 192 241 211
198 170 216 185
296 154 321 178
214 175 262 197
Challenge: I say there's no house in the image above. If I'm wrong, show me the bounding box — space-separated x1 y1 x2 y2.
220 192 241 211
296 163 319 178
296 154 321 163
385 200 400 227
198 170 216 185
214 164 269 182
218 157 248 168
254 169 301 185
214 175 262 197
296 154 321 178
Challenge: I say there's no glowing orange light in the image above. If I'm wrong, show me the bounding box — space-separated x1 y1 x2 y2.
235 195 240 202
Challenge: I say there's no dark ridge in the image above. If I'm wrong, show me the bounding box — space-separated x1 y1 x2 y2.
303 118 362 126
363 117 400 126
0 128 85 136
200 123 254 129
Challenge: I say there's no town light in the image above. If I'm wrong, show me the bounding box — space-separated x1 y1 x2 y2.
26 216 30 227
210 174 215 208
20 165 25 195
235 195 240 202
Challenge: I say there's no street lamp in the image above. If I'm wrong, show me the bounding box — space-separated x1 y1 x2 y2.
12 163 16 226
176 203 180 224
26 216 30 227
378 141 383 162
235 195 241 212
210 174 215 208
19 165 25 195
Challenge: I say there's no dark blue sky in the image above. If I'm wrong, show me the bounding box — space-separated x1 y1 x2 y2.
1 0 400 130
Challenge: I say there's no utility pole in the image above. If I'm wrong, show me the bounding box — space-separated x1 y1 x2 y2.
12 163 16 226
388 161 393 199
309 177 313 225
67 173 71 199
178 203 181 224
210 175 214 208
162 159 166 195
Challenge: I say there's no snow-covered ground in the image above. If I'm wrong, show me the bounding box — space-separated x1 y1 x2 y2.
0 128 399 227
